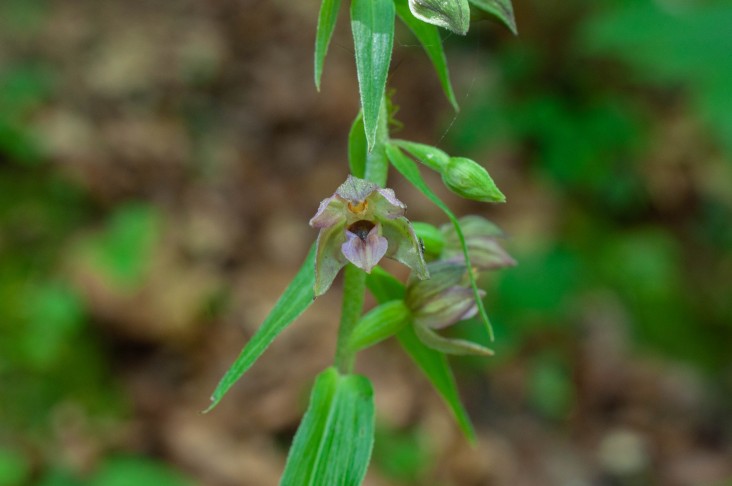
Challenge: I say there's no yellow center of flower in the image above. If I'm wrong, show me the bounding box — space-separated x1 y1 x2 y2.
347 200 368 215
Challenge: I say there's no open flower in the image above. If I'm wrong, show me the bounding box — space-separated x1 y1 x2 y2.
310 175 429 296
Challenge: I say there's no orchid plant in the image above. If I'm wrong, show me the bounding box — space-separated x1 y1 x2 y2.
207 0 517 483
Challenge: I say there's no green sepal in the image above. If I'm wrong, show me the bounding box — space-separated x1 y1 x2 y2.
205 245 316 412
351 0 395 151
280 368 375 486
394 0 459 110
348 300 411 352
385 144 495 341
314 0 343 90
468 0 517 35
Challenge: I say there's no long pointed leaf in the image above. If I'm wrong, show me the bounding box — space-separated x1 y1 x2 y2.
351 0 395 150
397 325 476 441
395 0 459 111
314 0 343 90
385 144 495 341
469 0 517 35
365 270 476 441
280 368 375 486
206 245 316 412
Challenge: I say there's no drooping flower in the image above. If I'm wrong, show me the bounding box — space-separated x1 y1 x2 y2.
441 216 516 271
405 260 493 356
309 175 429 296
405 261 481 330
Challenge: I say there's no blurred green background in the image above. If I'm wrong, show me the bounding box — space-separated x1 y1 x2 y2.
1 0 731 484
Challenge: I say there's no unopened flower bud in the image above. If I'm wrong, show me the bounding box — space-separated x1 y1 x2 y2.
441 157 505 203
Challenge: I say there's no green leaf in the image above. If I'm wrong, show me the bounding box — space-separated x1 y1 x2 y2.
281 368 375 486
348 300 411 352
348 112 367 178
394 0 459 111
314 0 342 90
365 271 476 442
385 144 494 340
397 326 476 441
408 0 470 35
469 0 517 35
351 0 395 151
206 245 316 412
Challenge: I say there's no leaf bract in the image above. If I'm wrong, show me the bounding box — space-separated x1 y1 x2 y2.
206 245 316 412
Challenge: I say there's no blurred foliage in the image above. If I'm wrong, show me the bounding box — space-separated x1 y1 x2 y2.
453 0 732 374
37 457 193 486
373 425 432 482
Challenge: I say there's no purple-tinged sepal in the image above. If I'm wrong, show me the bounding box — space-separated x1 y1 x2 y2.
381 217 429 280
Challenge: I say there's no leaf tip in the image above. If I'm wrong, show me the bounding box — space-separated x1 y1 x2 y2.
202 398 218 414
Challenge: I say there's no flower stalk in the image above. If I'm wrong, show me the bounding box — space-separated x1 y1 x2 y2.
335 98 391 373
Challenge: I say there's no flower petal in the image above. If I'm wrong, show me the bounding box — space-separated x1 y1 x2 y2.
341 226 388 273
310 195 346 229
313 221 348 296
381 217 429 279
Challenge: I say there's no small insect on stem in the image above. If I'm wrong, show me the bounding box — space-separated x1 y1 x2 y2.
348 220 376 241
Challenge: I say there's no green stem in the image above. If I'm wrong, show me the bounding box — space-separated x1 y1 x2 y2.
335 97 391 373
364 99 390 186
335 264 366 372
